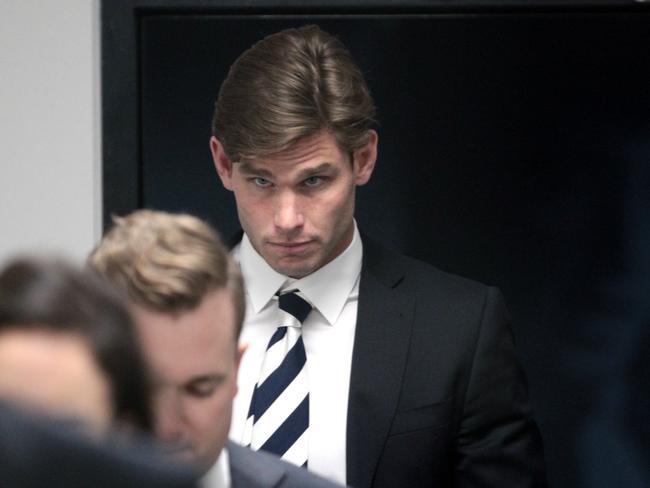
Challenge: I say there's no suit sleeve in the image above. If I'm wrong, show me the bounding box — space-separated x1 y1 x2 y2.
456 287 547 487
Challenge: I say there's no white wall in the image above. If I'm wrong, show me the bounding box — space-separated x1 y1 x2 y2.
0 0 100 265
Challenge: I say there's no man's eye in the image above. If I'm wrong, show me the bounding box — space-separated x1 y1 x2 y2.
303 176 324 187
185 384 216 398
252 177 271 187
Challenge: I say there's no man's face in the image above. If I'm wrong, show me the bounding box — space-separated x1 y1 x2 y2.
0 329 112 433
131 288 243 472
212 130 377 278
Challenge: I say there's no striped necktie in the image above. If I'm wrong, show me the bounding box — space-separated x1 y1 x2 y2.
245 290 312 467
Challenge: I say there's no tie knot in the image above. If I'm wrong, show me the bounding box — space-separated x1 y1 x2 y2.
278 291 312 324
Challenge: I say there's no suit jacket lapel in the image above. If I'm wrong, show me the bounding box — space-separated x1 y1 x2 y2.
229 442 286 488
346 239 415 488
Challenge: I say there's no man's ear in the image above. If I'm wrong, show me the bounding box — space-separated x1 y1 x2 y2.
235 342 247 371
233 342 248 397
353 129 378 186
210 136 234 191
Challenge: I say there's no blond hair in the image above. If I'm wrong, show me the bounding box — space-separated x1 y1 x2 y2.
88 210 245 337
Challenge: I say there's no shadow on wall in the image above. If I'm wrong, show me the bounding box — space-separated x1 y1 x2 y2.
575 132 650 487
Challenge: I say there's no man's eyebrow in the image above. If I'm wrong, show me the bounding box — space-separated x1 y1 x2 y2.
296 162 336 179
236 161 272 178
237 161 336 179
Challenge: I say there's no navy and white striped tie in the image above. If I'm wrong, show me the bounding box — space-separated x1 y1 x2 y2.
244 290 312 467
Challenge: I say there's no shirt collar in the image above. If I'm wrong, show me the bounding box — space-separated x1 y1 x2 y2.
200 447 231 488
236 222 363 325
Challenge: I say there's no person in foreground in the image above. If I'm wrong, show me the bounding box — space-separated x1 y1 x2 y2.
90 209 345 488
0 257 197 487
0 256 151 433
209 25 547 487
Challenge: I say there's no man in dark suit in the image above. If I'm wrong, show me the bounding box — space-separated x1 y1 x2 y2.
90 210 344 488
0 257 196 487
0 257 152 433
209 25 546 487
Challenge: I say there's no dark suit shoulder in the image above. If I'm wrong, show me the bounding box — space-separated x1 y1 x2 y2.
362 235 495 304
228 442 344 488
360 235 510 370
0 403 197 488
355 236 546 487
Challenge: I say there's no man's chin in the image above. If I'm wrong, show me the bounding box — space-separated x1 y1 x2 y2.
172 449 218 476
271 260 318 279
260 242 322 276
159 445 198 466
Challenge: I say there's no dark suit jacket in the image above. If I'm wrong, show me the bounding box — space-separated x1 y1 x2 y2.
229 442 344 488
0 402 197 488
230 231 546 487
346 237 546 488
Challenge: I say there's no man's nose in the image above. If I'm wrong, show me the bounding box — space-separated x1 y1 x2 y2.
274 191 304 232
154 392 185 441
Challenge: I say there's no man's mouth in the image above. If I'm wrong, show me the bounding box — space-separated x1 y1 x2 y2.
267 240 314 255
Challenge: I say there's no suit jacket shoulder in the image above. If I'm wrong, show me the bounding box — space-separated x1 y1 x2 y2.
362 235 492 300
348 236 546 488
228 442 344 488
0 402 197 488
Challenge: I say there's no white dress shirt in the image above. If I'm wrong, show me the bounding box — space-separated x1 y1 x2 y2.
201 448 231 488
229 223 363 486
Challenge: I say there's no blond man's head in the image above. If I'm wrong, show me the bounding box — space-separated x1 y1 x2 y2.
89 210 246 470
89 210 244 333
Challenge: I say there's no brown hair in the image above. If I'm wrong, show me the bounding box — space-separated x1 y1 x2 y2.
212 24 376 162
0 257 152 430
88 210 245 339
